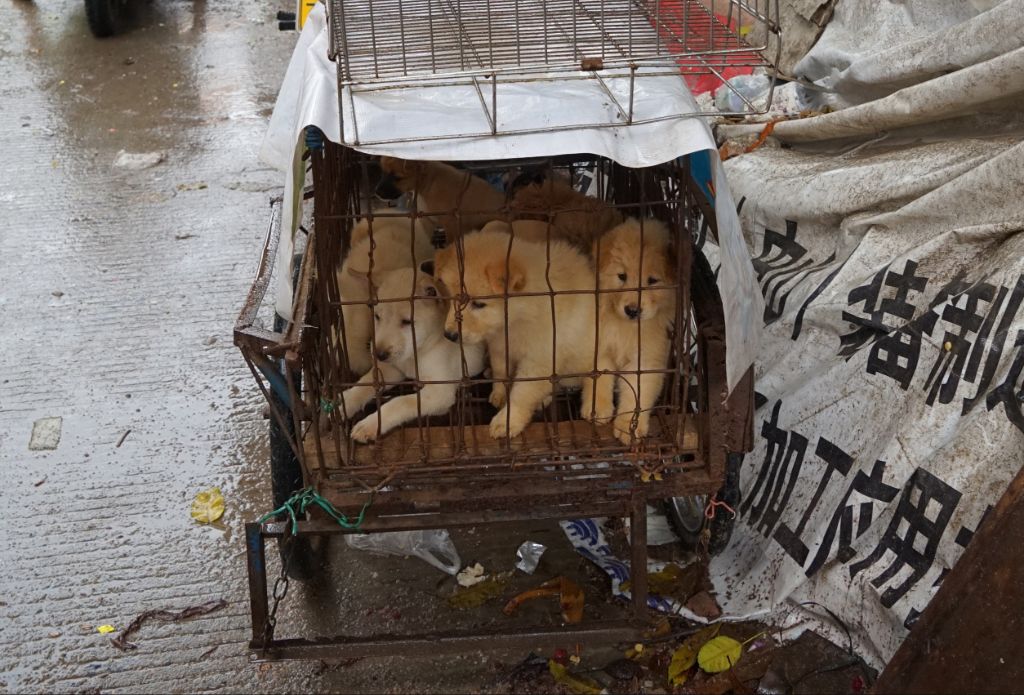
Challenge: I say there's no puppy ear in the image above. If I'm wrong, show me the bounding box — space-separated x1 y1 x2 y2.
485 257 526 293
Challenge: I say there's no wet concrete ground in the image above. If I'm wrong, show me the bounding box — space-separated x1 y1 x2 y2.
0 1 870 692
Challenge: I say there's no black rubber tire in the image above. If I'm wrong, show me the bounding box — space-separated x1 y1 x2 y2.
269 316 328 581
85 0 124 37
664 452 742 556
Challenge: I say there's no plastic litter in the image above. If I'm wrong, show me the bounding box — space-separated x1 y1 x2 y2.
714 74 771 112
514 541 546 574
345 529 461 575
456 562 487 587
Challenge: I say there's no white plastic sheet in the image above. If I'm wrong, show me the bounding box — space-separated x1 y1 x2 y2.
259 3 763 390
706 0 1024 669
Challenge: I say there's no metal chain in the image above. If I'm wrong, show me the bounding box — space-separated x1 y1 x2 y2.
260 532 296 654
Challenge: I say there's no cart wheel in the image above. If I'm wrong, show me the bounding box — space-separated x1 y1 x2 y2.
85 0 126 37
664 452 742 556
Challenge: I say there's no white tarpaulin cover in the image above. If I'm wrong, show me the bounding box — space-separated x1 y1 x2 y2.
706 0 1024 669
259 3 763 390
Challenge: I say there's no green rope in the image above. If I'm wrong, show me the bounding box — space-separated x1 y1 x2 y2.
258 487 370 534
319 397 335 413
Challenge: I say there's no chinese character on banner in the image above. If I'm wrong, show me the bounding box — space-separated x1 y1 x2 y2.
741 401 807 538
849 468 961 608
752 221 834 325
839 260 928 360
802 459 899 577
867 273 970 389
773 437 854 567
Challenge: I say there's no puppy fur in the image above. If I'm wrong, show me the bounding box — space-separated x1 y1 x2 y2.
434 229 598 439
583 218 676 444
339 268 485 442
336 216 433 376
510 177 623 252
378 157 507 242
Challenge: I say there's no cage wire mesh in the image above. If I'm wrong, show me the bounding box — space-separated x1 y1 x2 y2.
270 143 729 504
327 0 781 143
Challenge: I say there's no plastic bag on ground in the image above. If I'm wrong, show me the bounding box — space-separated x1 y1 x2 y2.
345 529 461 575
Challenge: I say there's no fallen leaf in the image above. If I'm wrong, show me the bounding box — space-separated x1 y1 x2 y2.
504 577 584 624
190 487 225 523
548 660 604 695
668 624 720 686
686 590 722 619
447 573 510 609
698 635 742 673
96 625 115 634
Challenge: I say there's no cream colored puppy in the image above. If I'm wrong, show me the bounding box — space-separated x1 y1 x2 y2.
336 215 432 375
510 177 623 252
434 228 598 439
583 218 676 444
339 268 486 443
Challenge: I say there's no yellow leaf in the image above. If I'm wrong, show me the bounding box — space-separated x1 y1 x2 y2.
96 624 115 634
698 635 742 673
548 660 604 695
190 487 225 523
668 624 720 685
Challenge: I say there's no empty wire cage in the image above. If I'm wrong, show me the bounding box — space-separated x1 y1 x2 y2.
251 142 744 511
327 0 781 143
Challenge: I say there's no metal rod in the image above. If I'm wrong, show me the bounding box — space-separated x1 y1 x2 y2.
245 523 270 647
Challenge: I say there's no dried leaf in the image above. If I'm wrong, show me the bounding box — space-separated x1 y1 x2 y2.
548 660 604 695
668 624 720 686
503 577 584 624
559 577 584 624
698 635 742 673
448 573 510 609
190 487 225 524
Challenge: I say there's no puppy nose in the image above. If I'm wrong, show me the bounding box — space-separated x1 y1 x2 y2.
625 304 640 319
375 348 390 362
443 330 459 343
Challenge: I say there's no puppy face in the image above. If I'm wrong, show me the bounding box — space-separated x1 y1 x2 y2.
595 219 675 322
369 268 445 365
433 232 525 344
376 156 423 201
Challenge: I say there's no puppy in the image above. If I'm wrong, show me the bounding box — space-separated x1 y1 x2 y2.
434 229 598 439
376 156 507 241
336 215 433 375
583 218 676 444
510 176 623 252
339 268 486 443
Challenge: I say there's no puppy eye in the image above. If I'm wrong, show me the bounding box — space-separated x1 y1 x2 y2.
617 273 627 282
647 276 659 285
471 301 486 309
401 318 412 326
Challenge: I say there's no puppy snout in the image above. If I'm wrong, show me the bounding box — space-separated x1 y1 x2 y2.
443 329 459 343
374 173 402 201
375 348 391 362
624 304 641 319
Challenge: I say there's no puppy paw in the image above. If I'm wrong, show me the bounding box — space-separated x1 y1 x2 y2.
489 383 507 409
489 408 526 439
350 416 380 443
613 413 648 444
580 399 613 424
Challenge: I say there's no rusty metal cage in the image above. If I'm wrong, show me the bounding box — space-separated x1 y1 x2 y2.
328 0 782 144
234 140 754 660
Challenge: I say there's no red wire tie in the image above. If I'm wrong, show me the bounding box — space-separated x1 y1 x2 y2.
705 496 737 520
